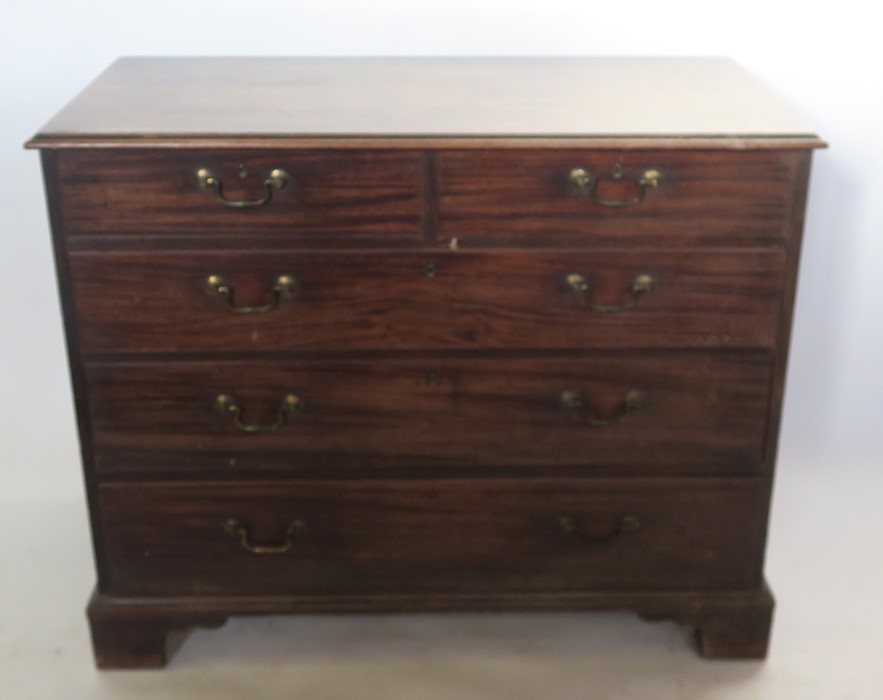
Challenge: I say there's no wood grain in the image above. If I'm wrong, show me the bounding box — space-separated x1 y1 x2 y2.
28 57 821 144
69 249 786 353
86 584 775 667
29 57 821 666
85 352 772 475
96 477 768 596
55 149 424 237
437 149 802 247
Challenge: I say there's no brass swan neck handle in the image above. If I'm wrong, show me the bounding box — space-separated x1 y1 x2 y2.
196 167 289 208
565 272 655 312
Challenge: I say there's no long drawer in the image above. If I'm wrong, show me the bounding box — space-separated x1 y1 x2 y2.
85 352 772 475
97 478 767 596
437 149 803 246
54 149 425 237
69 249 785 353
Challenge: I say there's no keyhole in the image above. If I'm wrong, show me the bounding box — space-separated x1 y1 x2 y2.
237 163 248 179
612 161 624 179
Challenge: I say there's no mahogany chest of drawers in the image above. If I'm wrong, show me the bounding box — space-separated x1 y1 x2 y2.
28 57 824 668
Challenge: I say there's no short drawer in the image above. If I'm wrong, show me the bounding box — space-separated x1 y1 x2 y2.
54 149 425 238
96 478 767 596
437 150 804 247
86 352 772 475
69 249 785 353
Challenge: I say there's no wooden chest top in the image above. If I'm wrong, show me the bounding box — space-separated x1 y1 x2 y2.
27 57 824 149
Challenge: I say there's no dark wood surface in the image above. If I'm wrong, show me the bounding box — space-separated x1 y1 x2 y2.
52 148 803 248
55 149 425 237
438 149 803 247
96 477 767 596
69 249 785 353
27 58 823 146
85 352 772 475
693 588 775 659
40 151 113 590
31 58 820 667
86 584 775 668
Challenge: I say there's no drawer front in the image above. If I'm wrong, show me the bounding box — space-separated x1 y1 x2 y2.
437 150 802 247
55 149 425 237
70 250 784 353
97 478 767 596
86 353 772 475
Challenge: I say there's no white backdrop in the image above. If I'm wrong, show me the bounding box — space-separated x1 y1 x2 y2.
1 0 880 500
